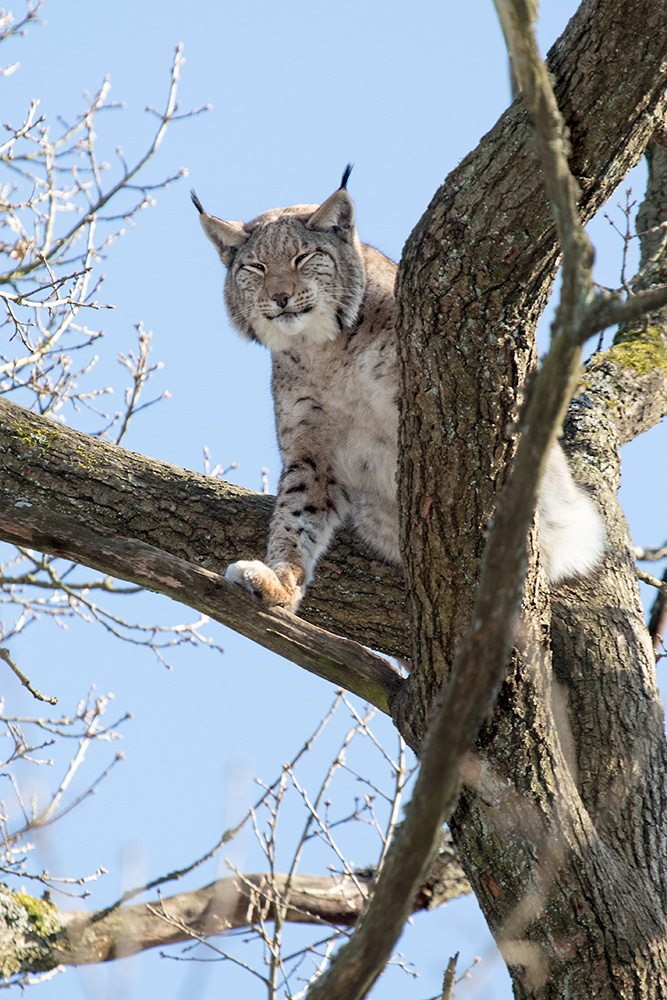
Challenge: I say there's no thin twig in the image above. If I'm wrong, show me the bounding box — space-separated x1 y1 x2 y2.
635 540 667 562
441 953 458 1000
637 568 667 597
0 647 57 704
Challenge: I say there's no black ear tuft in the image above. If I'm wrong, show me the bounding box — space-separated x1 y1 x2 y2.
190 189 205 215
339 164 353 191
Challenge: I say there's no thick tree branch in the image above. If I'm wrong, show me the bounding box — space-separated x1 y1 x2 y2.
0 397 410 660
0 499 405 717
0 847 470 975
394 2 667 735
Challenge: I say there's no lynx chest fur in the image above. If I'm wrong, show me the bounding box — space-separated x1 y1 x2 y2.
193 170 605 612
272 296 400 523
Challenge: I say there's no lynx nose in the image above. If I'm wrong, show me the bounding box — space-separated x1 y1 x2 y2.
271 291 291 309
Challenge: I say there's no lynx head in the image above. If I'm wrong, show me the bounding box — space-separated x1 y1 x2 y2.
192 166 366 352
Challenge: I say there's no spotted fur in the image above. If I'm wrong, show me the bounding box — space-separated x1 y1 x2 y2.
194 173 605 611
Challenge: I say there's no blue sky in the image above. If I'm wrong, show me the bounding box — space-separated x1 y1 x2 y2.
1 2 665 998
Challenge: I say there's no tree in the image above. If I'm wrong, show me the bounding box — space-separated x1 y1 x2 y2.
1 0 667 997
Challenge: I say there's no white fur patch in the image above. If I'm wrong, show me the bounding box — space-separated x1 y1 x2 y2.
253 305 340 352
538 447 606 584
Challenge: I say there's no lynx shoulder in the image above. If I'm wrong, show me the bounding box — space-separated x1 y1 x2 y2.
193 170 605 611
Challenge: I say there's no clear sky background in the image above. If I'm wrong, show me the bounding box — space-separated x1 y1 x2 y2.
2 2 665 998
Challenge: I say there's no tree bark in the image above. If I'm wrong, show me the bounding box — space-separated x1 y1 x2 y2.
0 397 410 660
396 0 667 996
0 470 405 716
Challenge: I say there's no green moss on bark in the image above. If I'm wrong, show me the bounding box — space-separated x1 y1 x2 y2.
0 886 66 978
607 326 667 375
5 422 58 451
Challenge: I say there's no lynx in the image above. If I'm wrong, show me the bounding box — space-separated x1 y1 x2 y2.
192 169 605 612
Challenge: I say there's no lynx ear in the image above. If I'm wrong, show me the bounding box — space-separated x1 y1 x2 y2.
191 190 247 267
306 167 355 237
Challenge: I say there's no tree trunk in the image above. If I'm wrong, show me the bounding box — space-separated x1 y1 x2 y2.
396 0 667 994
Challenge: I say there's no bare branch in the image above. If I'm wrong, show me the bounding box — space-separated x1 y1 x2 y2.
0 45 201 286
0 646 56 703
1 689 127 889
441 954 458 1000
637 568 667 597
0 689 468 978
0 849 469 976
636 540 667 562
583 282 667 340
648 567 667 655
0 1 42 61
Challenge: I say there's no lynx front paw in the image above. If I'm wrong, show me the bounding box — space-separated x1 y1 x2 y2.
225 560 304 612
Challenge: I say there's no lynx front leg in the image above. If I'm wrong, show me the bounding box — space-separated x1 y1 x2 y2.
226 455 349 612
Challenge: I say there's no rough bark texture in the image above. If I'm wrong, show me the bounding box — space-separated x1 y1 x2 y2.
0 398 409 660
0 466 405 716
395 0 667 996
396 0 667 710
